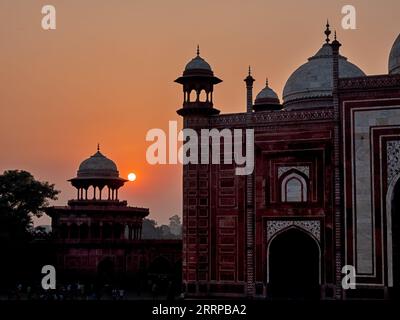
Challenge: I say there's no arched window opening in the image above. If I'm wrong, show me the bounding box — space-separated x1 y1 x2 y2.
281 172 308 202
103 223 112 239
286 178 303 202
124 225 130 239
189 90 196 102
199 90 207 102
80 224 89 239
70 223 79 239
113 223 122 239
91 223 100 239
60 224 68 239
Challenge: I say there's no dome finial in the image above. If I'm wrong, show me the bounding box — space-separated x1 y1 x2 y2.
325 19 331 43
197 45 200 56
266 77 269 87
97 143 100 152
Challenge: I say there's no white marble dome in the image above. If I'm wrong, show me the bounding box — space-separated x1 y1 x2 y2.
389 33 400 74
283 43 365 106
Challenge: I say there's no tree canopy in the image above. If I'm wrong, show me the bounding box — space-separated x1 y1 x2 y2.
0 170 59 242
142 215 182 239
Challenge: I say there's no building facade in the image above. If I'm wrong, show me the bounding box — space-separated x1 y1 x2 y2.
46 147 181 285
176 25 400 299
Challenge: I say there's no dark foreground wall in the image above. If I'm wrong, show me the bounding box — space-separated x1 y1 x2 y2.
0 239 182 294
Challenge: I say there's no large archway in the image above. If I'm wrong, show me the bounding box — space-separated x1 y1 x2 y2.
390 178 400 298
268 228 320 300
148 256 173 294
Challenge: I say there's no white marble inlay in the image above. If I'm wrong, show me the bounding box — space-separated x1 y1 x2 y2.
352 107 400 274
387 140 400 185
267 220 320 241
278 166 309 178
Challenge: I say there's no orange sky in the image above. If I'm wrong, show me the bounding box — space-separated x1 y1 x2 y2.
0 0 399 225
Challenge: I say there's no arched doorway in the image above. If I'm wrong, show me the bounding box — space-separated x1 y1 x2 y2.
148 256 173 294
268 228 320 300
97 257 114 285
390 179 400 298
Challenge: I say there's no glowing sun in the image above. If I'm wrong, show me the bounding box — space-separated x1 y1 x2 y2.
128 172 137 182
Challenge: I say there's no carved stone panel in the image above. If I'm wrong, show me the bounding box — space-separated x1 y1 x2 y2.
266 220 320 242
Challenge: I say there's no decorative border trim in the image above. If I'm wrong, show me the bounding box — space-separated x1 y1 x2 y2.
387 140 400 185
278 166 310 178
185 109 335 127
339 75 400 90
266 220 320 242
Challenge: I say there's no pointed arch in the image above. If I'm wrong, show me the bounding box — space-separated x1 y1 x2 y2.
199 89 207 102
267 227 321 299
386 173 400 287
280 170 308 202
266 225 321 284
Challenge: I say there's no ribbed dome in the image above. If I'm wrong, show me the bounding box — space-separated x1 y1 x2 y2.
389 33 400 74
77 149 119 178
283 43 365 107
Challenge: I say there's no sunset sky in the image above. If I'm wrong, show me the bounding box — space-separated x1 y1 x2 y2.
0 0 399 225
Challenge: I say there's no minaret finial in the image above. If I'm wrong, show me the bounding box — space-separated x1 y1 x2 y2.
334 30 337 41
97 143 100 152
266 77 269 87
325 19 331 43
197 45 200 56
248 65 251 76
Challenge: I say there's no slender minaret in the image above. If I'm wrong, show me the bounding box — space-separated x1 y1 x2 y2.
244 66 255 113
243 66 256 297
331 29 343 300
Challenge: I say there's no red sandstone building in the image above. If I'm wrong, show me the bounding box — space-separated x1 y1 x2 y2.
46 147 181 285
176 25 400 299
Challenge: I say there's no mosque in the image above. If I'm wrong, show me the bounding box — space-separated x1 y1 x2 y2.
176 23 400 299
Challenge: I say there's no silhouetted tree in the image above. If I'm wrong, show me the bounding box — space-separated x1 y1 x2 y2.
142 218 160 239
141 215 182 239
0 170 59 289
168 215 182 237
0 170 59 243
